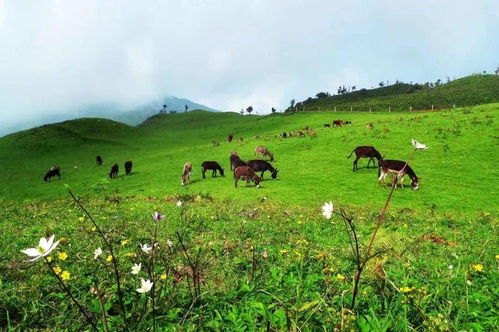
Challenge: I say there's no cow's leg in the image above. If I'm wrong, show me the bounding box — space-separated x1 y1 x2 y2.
367 158 372 168
202 168 206 179
235 177 238 188
261 171 265 179
353 157 359 171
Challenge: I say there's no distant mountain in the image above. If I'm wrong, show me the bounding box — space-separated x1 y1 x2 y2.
287 74 499 112
0 96 219 137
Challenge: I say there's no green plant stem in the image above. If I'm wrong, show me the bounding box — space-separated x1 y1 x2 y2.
69 191 128 331
44 258 98 331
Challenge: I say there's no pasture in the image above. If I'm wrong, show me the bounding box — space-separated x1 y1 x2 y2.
0 104 498 330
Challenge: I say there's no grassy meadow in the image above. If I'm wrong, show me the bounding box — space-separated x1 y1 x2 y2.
0 104 498 330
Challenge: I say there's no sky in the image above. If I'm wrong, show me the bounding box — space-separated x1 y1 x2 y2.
0 0 498 128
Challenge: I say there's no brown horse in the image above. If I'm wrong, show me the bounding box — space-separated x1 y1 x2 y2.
348 146 383 171
234 166 261 188
378 160 419 190
332 120 344 127
255 145 274 161
181 162 192 185
201 161 224 178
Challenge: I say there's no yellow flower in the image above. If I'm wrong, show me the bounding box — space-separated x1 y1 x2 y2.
400 286 414 293
58 252 68 261
279 249 288 255
124 252 137 258
61 271 70 281
78 217 85 222
53 266 62 275
121 239 129 246
336 274 346 282
160 274 167 280
46 256 52 263
91 226 96 232
495 254 499 260
106 255 113 262
472 264 484 272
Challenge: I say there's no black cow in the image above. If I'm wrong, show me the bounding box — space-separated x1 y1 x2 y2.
124 161 133 175
109 164 119 179
96 155 103 166
201 161 224 178
247 160 278 180
44 166 61 182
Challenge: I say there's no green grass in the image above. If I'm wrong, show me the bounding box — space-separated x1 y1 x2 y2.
295 74 499 112
0 104 498 330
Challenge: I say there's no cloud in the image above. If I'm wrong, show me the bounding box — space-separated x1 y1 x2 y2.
0 0 497 129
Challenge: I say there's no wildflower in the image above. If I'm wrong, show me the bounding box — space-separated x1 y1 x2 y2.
53 266 62 275
152 211 165 222
137 278 153 293
411 138 428 150
167 240 173 248
61 271 70 281
336 274 346 282
21 235 60 262
121 239 129 246
94 247 103 259
141 243 152 254
47 256 52 263
106 255 113 262
495 254 499 260
472 264 484 272
466 280 472 286
58 252 68 261
78 217 84 222
124 252 137 258
176 200 183 207
131 263 141 275
400 286 414 293
322 201 334 219
448 265 453 270
91 226 96 232
160 273 167 280
279 249 288 255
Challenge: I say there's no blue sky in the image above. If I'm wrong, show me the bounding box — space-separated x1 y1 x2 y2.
0 0 497 126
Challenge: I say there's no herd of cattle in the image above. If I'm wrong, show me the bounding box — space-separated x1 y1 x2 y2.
43 121 419 190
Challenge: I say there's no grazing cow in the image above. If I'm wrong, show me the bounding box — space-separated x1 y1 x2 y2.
181 162 192 185
43 166 61 182
234 166 261 188
201 161 224 178
247 160 279 180
228 134 234 143
124 161 133 175
109 164 119 179
332 120 344 127
324 124 331 128
297 130 306 137
308 130 317 137
96 155 103 166
348 146 383 171
366 123 374 129
255 146 274 161
238 137 244 143
280 132 287 138
345 121 352 126
378 160 419 190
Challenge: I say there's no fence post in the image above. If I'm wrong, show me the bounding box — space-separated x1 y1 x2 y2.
409 106 412 112
350 106 353 112
334 106 336 112
431 105 434 111
388 106 391 112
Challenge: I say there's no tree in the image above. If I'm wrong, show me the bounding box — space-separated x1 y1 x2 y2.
316 92 328 99
246 106 253 115
435 79 442 87
185 104 189 112
378 81 385 87
290 99 295 108
351 86 356 92
271 107 276 113
240 108 244 115
495 67 499 75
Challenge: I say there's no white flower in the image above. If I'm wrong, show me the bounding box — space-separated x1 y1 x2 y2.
137 278 153 293
152 211 164 222
448 265 453 270
411 138 428 150
166 240 173 248
94 247 103 260
21 235 60 262
141 243 152 254
466 280 472 286
131 263 141 275
176 200 183 207
322 202 334 219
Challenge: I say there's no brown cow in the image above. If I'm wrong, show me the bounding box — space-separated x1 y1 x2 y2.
332 120 344 127
255 145 274 161
378 160 419 190
181 162 192 185
234 166 261 188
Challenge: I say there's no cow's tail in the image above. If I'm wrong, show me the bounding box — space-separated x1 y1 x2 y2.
347 150 354 159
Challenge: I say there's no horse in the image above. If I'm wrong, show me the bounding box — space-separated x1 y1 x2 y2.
234 166 261 188
332 120 344 127
247 160 278 180
201 161 224 178
96 155 103 166
181 162 192 185
124 161 133 175
44 166 61 182
109 164 119 179
348 146 383 171
378 160 419 190
255 146 274 161
230 152 248 171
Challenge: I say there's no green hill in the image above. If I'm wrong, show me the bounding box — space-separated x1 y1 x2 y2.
291 74 499 112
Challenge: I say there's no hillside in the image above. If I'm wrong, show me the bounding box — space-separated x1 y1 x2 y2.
291 74 499 112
